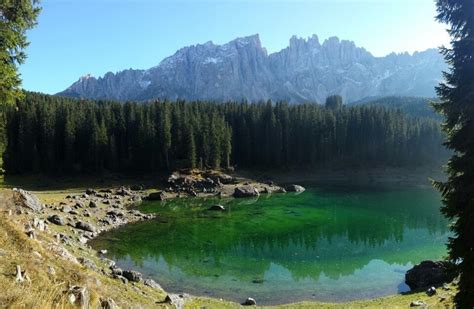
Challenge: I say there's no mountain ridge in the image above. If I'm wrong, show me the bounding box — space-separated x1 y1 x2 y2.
58 34 446 103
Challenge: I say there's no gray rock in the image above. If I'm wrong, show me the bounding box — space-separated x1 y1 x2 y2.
164 294 187 308
32 217 46 231
410 301 426 307
285 184 305 192
144 278 162 290
68 286 89 308
13 189 43 212
47 266 56 275
122 270 142 282
233 185 260 198
48 215 67 226
89 201 98 208
85 188 96 195
62 205 73 213
112 274 128 284
242 297 256 306
75 221 97 233
116 187 131 196
110 266 123 276
405 260 452 290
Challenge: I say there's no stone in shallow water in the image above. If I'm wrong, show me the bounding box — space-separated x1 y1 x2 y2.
405 260 451 289
242 297 256 306
207 204 225 211
285 184 305 192
233 185 259 198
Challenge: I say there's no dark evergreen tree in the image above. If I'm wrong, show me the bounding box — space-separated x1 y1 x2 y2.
2 92 448 175
433 0 474 306
325 95 343 110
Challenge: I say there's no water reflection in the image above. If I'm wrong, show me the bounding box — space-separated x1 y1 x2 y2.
91 184 448 303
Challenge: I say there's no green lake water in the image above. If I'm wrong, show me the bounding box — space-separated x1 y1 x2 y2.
90 183 449 305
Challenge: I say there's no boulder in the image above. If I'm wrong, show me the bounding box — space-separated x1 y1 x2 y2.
144 278 163 290
75 221 97 233
164 294 187 308
13 189 43 212
285 184 305 192
426 286 436 296
48 215 67 226
68 286 89 308
116 187 131 196
146 191 165 201
110 266 123 276
207 204 225 211
61 205 73 213
112 274 128 284
32 217 46 231
85 188 96 195
242 297 256 306
89 201 98 208
233 186 260 198
122 270 142 282
405 260 452 290
216 173 234 184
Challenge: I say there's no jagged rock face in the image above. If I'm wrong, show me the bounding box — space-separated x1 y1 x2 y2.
58 34 446 103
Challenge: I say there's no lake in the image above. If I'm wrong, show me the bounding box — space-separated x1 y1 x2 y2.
90 183 449 305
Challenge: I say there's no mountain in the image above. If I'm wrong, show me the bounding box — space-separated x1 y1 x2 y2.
58 34 446 103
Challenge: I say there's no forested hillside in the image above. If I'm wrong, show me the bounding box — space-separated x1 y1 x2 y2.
3 92 447 174
350 96 441 120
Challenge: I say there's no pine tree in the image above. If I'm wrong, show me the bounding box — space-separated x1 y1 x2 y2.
184 124 196 168
433 0 474 306
325 95 343 110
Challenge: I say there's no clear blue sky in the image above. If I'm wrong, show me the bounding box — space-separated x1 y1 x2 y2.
20 0 449 94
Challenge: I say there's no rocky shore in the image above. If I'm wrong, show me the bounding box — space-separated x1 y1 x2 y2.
2 169 305 308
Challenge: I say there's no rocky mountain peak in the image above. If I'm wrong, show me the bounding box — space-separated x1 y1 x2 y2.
58 33 446 103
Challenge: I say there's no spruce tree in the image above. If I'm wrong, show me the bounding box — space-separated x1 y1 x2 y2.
434 0 474 306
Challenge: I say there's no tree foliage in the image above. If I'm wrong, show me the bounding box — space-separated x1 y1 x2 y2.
0 0 40 173
3 92 448 174
0 0 41 105
433 0 474 306
325 95 343 110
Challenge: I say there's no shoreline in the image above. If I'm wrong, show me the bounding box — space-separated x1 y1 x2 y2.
0 168 455 308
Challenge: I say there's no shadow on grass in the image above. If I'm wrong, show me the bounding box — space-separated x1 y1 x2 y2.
0 173 168 191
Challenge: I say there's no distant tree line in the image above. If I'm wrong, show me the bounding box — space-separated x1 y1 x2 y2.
350 96 442 120
2 92 447 174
